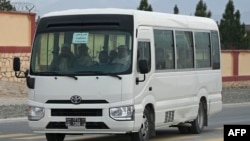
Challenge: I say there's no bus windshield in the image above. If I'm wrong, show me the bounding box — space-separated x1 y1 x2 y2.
30 31 132 76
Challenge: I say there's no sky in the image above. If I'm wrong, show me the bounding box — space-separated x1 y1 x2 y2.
10 0 250 24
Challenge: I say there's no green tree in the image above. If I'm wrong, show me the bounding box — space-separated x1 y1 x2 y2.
137 0 153 11
194 0 211 18
0 0 15 11
219 0 248 49
174 4 179 14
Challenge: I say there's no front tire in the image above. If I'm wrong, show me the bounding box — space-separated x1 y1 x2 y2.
45 133 65 141
131 108 151 141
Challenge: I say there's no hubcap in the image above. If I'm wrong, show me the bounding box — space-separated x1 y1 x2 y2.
141 114 149 140
197 105 204 129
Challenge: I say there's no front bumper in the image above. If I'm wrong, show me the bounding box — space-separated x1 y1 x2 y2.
28 100 143 134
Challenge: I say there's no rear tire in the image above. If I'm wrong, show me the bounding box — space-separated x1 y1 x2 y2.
178 101 206 134
45 133 65 141
131 108 151 141
190 102 205 134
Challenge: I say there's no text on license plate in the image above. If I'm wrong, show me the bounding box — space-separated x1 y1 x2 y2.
65 118 86 127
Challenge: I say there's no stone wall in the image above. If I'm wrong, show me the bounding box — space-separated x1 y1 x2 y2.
0 53 30 83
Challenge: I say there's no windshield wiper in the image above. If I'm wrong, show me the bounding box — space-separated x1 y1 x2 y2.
38 72 78 80
74 71 122 80
107 74 122 80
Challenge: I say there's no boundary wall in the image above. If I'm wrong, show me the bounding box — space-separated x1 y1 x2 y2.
1 11 250 84
0 11 35 83
222 50 250 82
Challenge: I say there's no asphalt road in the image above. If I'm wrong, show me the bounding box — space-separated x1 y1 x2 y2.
0 103 250 141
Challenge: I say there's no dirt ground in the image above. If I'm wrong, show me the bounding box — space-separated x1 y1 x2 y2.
0 81 27 106
0 81 27 97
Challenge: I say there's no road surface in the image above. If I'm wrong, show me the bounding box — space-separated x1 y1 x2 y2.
0 103 250 141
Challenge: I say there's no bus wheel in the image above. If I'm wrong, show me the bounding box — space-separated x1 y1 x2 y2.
190 102 205 134
131 108 151 141
45 133 65 141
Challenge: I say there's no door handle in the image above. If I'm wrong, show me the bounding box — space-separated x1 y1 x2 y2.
149 87 152 91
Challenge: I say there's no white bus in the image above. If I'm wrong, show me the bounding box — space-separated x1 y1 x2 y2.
13 8 222 141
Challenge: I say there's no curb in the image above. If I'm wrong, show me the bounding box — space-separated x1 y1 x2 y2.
0 117 27 123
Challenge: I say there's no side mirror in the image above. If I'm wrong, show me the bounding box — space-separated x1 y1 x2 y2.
13 57 21 71
13 57 27 78
136 60 149 85
138 60 149 74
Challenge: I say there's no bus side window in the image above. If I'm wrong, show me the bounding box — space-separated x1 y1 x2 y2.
137 42 151 72
154 29 175 70
176 31 194 69
211 31 221 69
195 32 211 68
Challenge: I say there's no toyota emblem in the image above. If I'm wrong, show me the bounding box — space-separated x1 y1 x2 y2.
70 95 82 104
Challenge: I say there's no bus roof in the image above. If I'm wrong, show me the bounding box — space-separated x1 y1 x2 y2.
42 8 218 31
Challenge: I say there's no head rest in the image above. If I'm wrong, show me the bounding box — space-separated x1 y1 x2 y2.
117 45 127 50
78 44 88 49
61 43 70 48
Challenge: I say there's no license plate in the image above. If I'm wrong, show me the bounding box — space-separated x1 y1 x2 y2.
65 118 86 127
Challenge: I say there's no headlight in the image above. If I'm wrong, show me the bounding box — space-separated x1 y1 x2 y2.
110 106 134 121
28 106 45 121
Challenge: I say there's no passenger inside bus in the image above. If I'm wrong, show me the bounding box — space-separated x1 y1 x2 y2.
50 43 76 71
165 53 173 69
76 44 92 66
98 51 109 65
155 48 166 69
109 49 117 63
111 45 130 65
177 49 192 69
